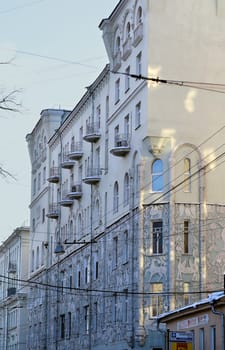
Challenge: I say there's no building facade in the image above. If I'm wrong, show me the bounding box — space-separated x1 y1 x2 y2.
0 226 29 350
26 0 225 349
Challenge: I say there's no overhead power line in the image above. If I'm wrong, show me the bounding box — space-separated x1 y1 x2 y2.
112 71 225 94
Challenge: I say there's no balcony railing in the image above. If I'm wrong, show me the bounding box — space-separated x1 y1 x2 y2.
46 203 59 219
60 190 73 207
83 122 101 143
61 153 75 169
68 183 82 199
133 22 143 47
122 37 132 60
47 167 60 183
112 50 122 71
110 134 131 157
68 141 83 160
83 167 101 185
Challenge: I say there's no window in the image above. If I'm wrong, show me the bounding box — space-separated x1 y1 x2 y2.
42 208 45 223
135 163 141 198
38 172 41 191
93 302 98 332
184 220 189 254
96 104 101 128
113 237 118 268
135 101 141 128
60 314 65 339
151 283 163 317
75 308 80 336
115 36 121 54
152 159 163 192
124 114 129 136
136 51 142 76
112 293 118 322
124 173 129 206
36 246 39 268
113 181 119 213
123 230 129 263
43 166 46 184
32 218 35 232
137 6 142 24
152 221 163 254
84 256 90 284
123 289 128 322
33 178 36 196
126 22 131 39
210 326 216 350
68 312 71 339
199 328 205 350
78 270 81 287
125 66 130 92
183 282 190 306
31 250 34 272
84 305 90 334
115 78 120 104
184 158 191 192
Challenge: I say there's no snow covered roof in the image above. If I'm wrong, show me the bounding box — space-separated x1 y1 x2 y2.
158 291 225 322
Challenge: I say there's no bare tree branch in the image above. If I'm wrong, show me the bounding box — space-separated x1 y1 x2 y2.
0 58 20 179
0 89 22 112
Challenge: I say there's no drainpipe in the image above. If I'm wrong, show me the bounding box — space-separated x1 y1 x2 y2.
211 302 225 350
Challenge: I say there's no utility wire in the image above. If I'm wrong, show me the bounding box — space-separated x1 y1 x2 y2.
112 71 225 94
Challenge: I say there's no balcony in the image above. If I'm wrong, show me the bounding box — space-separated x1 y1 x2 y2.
83 167 101 185
61 153 75 169
47 167 60 183
83 122 101 143
110 134 131 157
46 203 59 219
68 183 82 199
133 22 143 47
112 50 122 71
122 37 132 60
68 141 83 160
8 262 17 274
60 191 73 207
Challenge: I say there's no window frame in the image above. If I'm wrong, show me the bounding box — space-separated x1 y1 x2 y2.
152 159 163 192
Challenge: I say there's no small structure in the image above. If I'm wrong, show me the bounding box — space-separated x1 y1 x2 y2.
157 292 225 350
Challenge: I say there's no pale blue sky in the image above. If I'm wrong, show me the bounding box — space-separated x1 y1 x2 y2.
0 0 118 241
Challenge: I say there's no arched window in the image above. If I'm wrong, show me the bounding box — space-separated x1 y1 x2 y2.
136 6 142 24
152 159 163 192
113 181 119 213
124 173 129 206
126 22 131 39
184 158 191 192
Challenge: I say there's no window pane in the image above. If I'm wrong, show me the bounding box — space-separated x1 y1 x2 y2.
152 159 163 192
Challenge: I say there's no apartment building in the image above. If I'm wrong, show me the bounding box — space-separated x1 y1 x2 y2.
0 226 29 350
26 0 225 349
